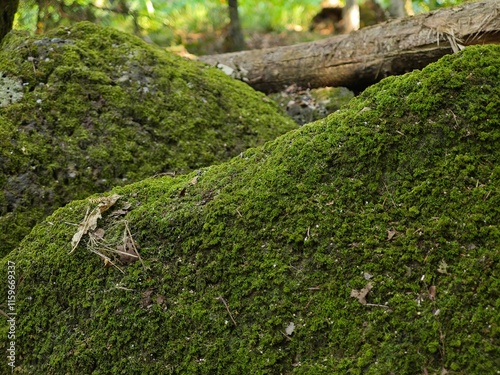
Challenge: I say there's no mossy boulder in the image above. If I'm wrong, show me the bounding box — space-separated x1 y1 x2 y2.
0 22 297 256
2 45 499 374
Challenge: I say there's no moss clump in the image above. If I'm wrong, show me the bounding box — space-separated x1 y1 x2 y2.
0 22 297 256
1 45 499 374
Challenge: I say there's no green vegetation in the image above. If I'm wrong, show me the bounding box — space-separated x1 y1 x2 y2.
0 21 297 257
14 0 469 50
1 44 498 374
14 0 327 46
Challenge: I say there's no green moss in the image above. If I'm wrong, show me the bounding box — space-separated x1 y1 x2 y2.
1 45 499 374
0 22 297 256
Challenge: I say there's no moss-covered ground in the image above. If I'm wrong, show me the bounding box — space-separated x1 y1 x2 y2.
0 22 297 256
1 45 499 374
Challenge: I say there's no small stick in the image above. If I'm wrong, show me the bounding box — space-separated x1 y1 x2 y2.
365 303 391 309
216 296 237 326
280 331 292 341
89 248 124 274
114 284 135 291
124 220 146 270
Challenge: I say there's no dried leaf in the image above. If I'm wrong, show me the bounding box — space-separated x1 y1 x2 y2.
190 175 198 185
437 259 449 274
71 207 101 253
117 237 139 265
350 282 373 305
89 194 121 212
141 288 154 308
110 202 131 218
93 228 105 240
70 194 121 253
110 209 129 217
156 295 165 306
387 228 397 241
285 322 295 336
429 285 437 301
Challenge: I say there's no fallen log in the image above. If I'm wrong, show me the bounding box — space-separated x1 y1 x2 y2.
198 1 500 93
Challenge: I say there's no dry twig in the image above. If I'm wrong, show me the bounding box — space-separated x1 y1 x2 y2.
216 296 237 326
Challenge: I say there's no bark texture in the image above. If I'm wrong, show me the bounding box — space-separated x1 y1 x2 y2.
199 1 500 93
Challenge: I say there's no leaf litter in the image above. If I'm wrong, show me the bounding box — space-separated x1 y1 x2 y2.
350 282 373 305
69 194 144 272
351 282 391 309
285 322 296 336
70 194 121 252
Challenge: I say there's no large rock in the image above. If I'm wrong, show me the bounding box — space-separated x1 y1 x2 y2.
1 45 499 374
0 22 297 256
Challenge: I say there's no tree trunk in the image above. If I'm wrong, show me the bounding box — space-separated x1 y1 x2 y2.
199 1 500 93
225 0 246 52
389 0 414 18
1 0 19 42
342 0 360 33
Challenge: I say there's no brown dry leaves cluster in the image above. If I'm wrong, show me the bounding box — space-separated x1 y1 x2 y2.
70 194 121 252
69 194 143 272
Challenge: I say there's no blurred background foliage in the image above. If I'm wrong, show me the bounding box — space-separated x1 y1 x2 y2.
14 0 468 54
